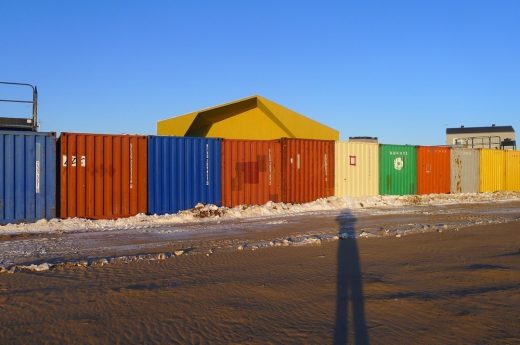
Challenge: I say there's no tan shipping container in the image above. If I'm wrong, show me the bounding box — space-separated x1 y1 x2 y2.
479 149 506 192
335 141 379 197
59 133 148 219
505 150 520 191
450 148 480 193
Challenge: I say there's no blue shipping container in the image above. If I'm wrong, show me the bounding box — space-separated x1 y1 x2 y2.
148 136 222 215
0 131 56 224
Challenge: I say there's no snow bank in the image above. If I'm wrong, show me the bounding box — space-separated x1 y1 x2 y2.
1 192 518 235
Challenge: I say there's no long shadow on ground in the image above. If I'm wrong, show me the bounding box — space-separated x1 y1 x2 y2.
334 209 369 345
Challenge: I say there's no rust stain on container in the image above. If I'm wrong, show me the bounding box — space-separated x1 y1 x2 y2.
59 133 147 219
281 138 335 203
221 139 281 207
450 148 479 193
417 146 451 195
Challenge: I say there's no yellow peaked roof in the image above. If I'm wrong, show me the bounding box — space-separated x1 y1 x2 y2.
157 95 339 140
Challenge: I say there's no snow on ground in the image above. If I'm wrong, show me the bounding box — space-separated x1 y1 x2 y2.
1 192 519 236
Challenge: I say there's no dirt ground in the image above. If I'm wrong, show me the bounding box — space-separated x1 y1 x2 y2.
1 219 519 344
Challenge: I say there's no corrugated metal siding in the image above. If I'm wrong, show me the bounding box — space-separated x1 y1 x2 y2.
148 136 221 214
59 133 147 219
379 145 417 195
335 141 379 197
479 149 506 192
450 148 480 193
417 146 451 195
0 131 56 224
221 139 281 207
281 138 335 203
505 150 520 191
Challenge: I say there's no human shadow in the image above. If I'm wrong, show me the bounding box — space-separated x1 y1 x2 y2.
334 209 369 345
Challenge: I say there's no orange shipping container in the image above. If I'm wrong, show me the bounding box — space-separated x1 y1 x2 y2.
59 133 147 219
221 139 281 207
281 138 335 203
417 146 451 195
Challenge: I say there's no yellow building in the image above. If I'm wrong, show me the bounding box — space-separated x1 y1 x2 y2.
157 95 339 140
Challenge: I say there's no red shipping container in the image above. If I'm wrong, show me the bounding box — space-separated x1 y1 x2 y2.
222 140 281 207
59 133 147 219
281 138 335 203
417 146 451 195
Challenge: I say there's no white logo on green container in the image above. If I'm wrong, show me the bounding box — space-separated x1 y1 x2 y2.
394 157 404 171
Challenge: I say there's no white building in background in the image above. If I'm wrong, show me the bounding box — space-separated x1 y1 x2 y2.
446 124 516 149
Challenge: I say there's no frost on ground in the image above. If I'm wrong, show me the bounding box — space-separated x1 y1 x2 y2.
1 192 519 236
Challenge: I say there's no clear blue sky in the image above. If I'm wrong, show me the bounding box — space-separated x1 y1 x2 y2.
1 0 518 144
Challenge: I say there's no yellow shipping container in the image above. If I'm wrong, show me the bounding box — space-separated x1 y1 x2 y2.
505 150 520 191
335 142 379 197
480 149 506 192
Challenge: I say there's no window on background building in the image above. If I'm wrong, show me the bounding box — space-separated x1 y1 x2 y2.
453 138 465 146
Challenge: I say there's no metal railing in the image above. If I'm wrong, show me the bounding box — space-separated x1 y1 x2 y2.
0 81 38 131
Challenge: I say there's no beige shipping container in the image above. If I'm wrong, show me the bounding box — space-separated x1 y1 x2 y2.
480 149 506 192
335 142 379 197
450 148 480 193
505 150 520 191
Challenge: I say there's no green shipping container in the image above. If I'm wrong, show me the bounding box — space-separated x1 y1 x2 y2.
379 144 417 195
